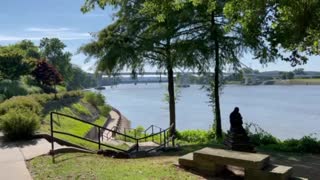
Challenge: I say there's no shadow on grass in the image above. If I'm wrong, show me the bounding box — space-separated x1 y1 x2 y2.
53 152 94 164
160 142 226 157
42 97 81 115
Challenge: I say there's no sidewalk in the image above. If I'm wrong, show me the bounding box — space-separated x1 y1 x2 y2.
0 132 63 180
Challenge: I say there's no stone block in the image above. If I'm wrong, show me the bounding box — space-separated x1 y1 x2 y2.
194 147 269 170
245 164 292 180
179 152 225 176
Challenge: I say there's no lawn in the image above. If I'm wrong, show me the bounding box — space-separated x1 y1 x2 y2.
27 143 320 180
27 153 203 180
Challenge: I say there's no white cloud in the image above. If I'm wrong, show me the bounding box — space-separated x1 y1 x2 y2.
25 27 73 32
0 27 92 42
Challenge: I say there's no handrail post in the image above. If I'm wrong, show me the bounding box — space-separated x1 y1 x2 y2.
160 128 162 144
152 125 154 142
164 130 166 148
136 139 139 152
98 127 101 150
50 112 55 163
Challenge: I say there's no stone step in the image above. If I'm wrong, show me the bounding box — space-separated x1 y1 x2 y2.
178 152 195 168
245 164 293 180
290 176 308 180
194 147 270 170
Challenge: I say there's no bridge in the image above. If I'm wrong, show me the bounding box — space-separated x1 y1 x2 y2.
96 71 233 87
95 62 282 86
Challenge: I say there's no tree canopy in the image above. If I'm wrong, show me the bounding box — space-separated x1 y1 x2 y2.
40 38 73 82
0 46 33 80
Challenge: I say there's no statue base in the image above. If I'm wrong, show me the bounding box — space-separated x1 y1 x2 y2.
224 130 255 153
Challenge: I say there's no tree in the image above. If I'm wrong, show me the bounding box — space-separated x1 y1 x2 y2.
39 38 73 82
81 0 209 145
32 59 63 87
225 0 320 66
293 68 305 75
67 66 97 90
13 40 40 59
287 72 294 79
0 47 31 80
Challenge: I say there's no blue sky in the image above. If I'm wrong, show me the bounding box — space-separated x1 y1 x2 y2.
0 0 319 72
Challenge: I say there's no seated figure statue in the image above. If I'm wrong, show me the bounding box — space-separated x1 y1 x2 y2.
224 107 255 152
229 107 246 134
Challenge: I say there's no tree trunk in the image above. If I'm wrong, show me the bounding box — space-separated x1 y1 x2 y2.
166 38 176 146
167 66 176 146
212 12 223 139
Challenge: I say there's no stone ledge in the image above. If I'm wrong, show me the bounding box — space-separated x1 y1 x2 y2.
245 164 292 180
194 147 269 170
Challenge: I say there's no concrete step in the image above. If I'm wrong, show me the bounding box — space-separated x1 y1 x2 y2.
179 152 224 176
178 152 195 168
245 164 293 180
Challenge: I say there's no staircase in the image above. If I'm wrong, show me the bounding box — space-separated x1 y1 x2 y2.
50 112 174 158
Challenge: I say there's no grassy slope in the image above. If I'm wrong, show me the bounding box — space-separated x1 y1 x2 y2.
40 95 129 151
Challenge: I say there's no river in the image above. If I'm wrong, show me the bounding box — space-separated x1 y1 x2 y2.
94 83 320 139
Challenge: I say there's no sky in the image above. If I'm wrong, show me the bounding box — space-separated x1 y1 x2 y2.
0 0 319 72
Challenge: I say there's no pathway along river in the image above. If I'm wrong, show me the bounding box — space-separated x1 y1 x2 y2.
93 83 320 139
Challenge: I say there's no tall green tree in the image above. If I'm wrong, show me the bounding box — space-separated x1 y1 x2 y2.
39 38 73 81
81 0 208 145
13 40 41 59
225 0 320 65
175 0 245 139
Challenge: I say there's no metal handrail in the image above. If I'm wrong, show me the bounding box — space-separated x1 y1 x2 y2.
104 126 118 141
51 112 136 140
50 111 175 163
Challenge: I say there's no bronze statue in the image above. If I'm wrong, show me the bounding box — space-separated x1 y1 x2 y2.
224 107 255 152
229 107 246 134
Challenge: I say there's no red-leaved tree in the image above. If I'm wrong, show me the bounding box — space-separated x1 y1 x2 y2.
32 59 63 86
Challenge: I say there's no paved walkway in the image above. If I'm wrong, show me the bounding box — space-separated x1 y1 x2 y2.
102 110 120 141
0 132 63 180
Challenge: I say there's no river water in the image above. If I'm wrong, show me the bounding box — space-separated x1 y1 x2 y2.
95 83 320 139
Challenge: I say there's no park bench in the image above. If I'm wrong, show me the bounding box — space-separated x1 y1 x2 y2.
179 147 307 180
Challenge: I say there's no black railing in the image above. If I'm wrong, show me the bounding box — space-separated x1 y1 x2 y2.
50 112 174 162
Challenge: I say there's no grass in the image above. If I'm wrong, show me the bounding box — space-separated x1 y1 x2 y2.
26 142 320 180
289 78 320 85
93 116 107 126
26 143 227 180
27 153 203 180
274 78 320 85
72 103 91 115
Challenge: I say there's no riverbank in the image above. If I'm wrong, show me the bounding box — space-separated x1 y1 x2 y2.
271 78 320 85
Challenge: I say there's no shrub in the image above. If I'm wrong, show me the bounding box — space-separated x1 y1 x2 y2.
0 109 40 140
0 80 28 99
0 96 41 115
84 92 105 107
245 122 279 146
98 105 111 117
299 136 320 153
176 129 214 144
